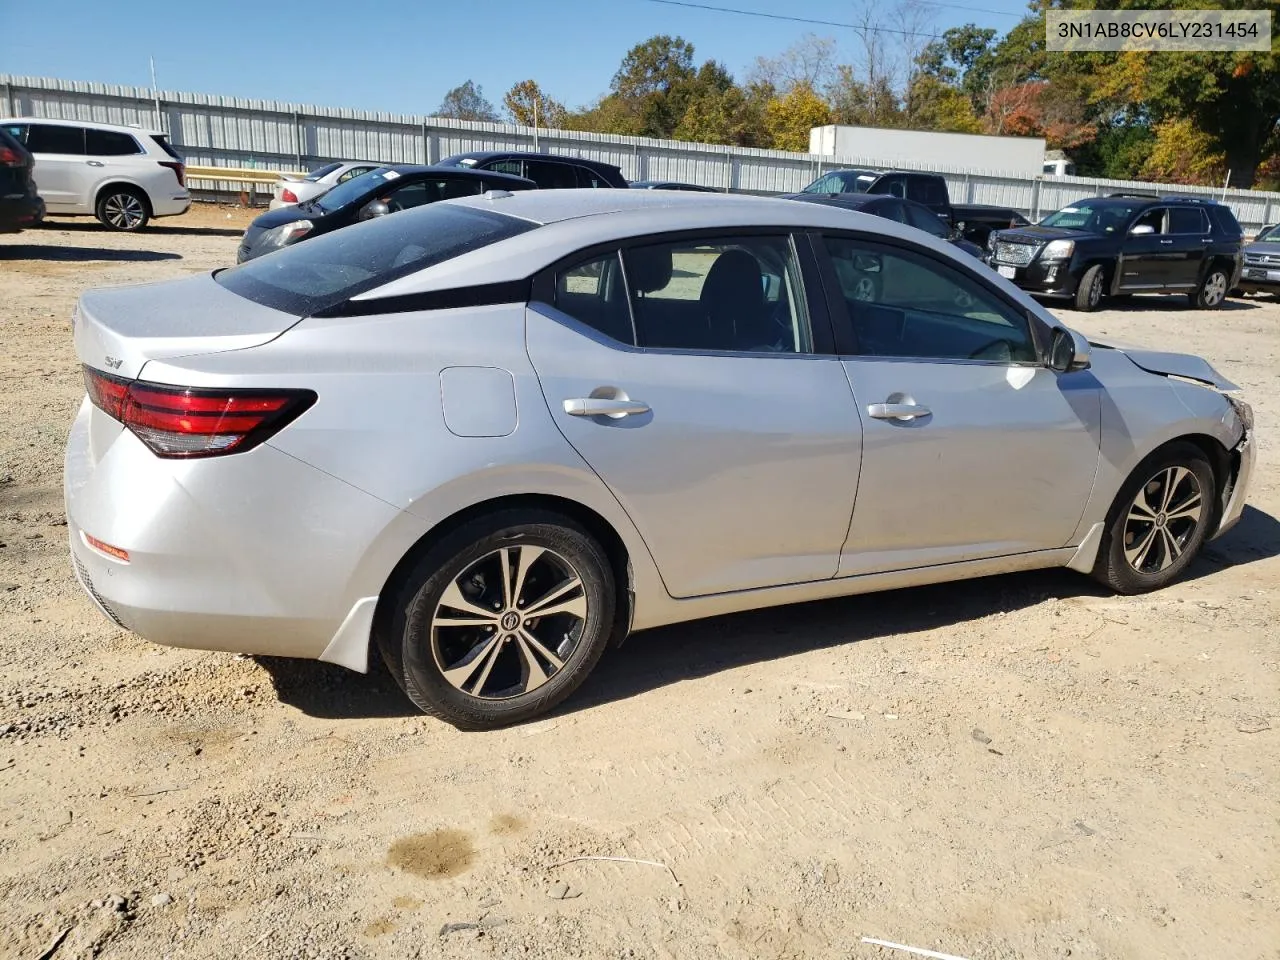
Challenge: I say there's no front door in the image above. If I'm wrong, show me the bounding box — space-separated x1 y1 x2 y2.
526 233 863 598
817 233 1102 575
1116 207 1176 291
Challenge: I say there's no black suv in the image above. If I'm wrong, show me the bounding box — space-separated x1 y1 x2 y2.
436 151 627 189
790 169 952 222
0 126 43 234
988 194 1243 311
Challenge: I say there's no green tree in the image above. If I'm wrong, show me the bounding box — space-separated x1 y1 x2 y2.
503 80 566 128
608 35 698 138
764 82 831 151
906 74 983 133
435 80 499 122
1139 118 1228 186
829 66 902 127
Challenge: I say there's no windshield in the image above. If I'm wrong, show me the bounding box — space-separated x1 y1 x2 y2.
1256 224 1280 242
305 161 345 182
1039 200 1144 233
801 170 877 194
216 204 537 315
309 167 393 212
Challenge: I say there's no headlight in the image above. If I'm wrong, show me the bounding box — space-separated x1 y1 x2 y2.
261 220 313 249
1042 239 1075 260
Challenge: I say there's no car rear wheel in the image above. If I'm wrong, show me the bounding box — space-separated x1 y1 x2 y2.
1073 264 1104 311
1092 442 1216 594
1191 267 1229 309
96 188 150 231
377 510 616 730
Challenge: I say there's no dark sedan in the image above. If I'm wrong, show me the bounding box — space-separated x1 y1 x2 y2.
786 192 984 259
0 127 44 234
236 165 535 262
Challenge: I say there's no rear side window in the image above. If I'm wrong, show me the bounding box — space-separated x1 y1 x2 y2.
86 129 142 156
216 204 537 316
487 159 524 177
1210 205 1243 238
2 124 28 144
150 135 184 161
574 165 609 188
910 177 947 206
26 124 85 154
525 160 578 189
1169 208 1209 234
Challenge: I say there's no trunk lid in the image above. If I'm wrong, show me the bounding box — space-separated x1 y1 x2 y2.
74 272 301 380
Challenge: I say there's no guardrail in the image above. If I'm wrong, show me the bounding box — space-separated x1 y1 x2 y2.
185 165 302 184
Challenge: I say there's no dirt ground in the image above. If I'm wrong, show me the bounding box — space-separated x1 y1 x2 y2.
1 206 1277 960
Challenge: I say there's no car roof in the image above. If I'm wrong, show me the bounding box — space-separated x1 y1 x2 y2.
790 193 881 209
0 116 166 137
378 164 532 183
441 151 622 172
358 189 995 304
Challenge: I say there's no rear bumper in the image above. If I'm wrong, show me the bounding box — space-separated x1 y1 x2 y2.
64 397 400 661
152 193 192 218
0 194 44 232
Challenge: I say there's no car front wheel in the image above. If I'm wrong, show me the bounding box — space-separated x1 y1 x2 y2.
378 510 617 730
1073 264 1105 311
1092 442 1216 594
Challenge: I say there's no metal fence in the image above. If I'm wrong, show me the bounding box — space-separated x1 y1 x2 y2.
4 74 1279 230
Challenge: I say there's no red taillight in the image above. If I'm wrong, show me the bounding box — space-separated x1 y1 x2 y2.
83 367 315 459
281 187 298 203
159 160 185 187
0 146 22 167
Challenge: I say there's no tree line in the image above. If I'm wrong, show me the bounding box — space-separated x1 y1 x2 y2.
433 0 1280 190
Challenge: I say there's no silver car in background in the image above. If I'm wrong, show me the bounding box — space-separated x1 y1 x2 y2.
64 191 1254 729
269 160 380 210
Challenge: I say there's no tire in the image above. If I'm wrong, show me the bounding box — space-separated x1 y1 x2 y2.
1092 442 1216 595
96 187 150 231
1073 264 1105 311
376 509 616 730
1190 265 1229 309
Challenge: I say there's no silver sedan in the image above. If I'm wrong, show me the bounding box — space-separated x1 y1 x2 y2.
269 160 381 210
64 191 1255 729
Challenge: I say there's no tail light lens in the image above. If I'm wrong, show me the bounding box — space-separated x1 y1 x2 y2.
83 367 315 459
158 160 185 187
0 146 23 167
281 188 298 203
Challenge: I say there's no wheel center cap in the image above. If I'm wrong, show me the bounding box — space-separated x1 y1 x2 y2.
1156 513 1167 527
500 611 521 631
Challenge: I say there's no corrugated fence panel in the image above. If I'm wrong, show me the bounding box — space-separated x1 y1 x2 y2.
3 74 1279 229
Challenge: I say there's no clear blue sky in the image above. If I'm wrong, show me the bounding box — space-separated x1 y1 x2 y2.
0 0 1033 116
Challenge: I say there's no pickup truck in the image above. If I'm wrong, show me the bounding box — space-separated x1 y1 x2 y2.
790 169 1027 246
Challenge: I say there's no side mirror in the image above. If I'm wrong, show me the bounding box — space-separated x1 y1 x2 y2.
853 253 882 273
1129 224 1156 236
1048 326 1091 373
358 200 390 221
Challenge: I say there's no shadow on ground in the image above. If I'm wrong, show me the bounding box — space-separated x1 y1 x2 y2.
36 219 243 238
256 505 1280 723
0 244 181 262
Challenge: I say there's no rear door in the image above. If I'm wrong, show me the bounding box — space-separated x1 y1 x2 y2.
1165 207 1211 288
22 123 87 211
84 127 146 199
525 232 863 597
816 232 1101 575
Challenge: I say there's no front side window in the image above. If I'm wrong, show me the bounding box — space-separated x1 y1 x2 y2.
870 175 907 199
903 202 948 238
85 129 142 156
487 159 524 177
910 177 946 205
25 124 85 155
1130 207 1167 234
3 124 29 144
336 165 375 184
824 235 1036 363
622 236 811 354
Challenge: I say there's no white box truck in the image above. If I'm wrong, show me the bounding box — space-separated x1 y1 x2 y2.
809 125 1046 178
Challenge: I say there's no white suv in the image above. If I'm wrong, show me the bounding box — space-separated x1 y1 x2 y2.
0 118 190 231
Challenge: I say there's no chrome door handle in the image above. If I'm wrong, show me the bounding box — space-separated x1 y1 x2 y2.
563 397 650 419
867 402 931 421
86 160 104 167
